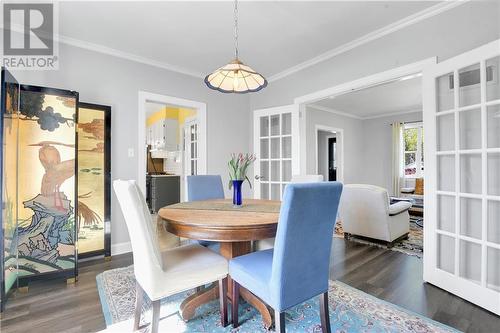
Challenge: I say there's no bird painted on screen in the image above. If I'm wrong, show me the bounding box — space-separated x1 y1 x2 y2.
29 141 75 211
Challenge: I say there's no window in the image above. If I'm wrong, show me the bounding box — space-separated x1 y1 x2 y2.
403 123 424 178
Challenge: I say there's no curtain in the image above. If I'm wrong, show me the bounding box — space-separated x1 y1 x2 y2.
391 122 404 197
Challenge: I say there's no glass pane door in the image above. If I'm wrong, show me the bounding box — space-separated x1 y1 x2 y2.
259 113 292 200
427 41 500 315
254 105 297 201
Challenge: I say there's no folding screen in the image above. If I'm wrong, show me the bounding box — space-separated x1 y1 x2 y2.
0 73 118 308
1 68 20 311
16 85 78 286
77 103 111 258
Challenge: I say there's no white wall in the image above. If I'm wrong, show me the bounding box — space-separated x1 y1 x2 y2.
361 111 423 193
306 107 364 184
11 42 251 253
308 108 422 193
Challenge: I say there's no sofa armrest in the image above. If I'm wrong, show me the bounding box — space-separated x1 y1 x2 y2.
400 187 415 194
389 201 412 216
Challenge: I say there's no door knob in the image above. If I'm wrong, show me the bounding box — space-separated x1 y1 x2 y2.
255 175 265 180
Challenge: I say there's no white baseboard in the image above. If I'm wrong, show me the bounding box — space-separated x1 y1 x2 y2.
111 241 132 256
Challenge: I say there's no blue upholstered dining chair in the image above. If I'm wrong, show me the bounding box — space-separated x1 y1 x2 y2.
186 175 224 251
229 182 343 333
187 175 225 201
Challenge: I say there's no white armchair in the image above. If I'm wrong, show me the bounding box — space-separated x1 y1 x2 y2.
338 184 411 245
113 180 229 332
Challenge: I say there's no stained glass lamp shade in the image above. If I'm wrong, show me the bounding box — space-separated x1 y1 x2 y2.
205 59 267 94
204 0 267 94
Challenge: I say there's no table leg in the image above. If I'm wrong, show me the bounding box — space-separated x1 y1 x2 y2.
220 242 273 329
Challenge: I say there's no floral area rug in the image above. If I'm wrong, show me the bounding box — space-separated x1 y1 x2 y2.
335 220 423 258
96 265 457 332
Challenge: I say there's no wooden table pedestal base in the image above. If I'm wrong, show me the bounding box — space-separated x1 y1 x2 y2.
178 241 273 329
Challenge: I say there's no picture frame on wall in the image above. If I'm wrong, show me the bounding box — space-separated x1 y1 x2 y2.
77 102 111 259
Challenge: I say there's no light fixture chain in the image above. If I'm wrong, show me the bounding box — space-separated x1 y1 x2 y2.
234 0 238 59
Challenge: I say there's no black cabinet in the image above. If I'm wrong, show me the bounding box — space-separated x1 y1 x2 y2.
146 175 180 213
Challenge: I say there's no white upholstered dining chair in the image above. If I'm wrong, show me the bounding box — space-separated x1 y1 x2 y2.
254 174 324 251
113 180 229 333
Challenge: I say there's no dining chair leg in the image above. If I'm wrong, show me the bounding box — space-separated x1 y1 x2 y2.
219 277 228 327
319 292 331 333
274 309 285 333
133 282 144 331
151 299 161 333
231 281 240 328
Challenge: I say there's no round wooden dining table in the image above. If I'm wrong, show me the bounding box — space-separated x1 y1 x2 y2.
158 198 280 328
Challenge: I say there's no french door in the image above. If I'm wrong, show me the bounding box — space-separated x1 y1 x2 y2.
423 39 500 315
253 105 299 200
184 119 198 176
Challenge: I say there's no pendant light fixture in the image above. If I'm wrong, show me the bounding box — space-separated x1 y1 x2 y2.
204 0 267 93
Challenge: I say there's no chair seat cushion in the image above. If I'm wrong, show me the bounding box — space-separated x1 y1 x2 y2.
145 243 227 301
229 249 274 307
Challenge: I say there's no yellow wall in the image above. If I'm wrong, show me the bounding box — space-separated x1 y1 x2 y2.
146 107 196 147
146 107 196 127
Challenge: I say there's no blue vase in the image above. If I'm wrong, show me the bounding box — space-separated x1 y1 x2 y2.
232 180 243 207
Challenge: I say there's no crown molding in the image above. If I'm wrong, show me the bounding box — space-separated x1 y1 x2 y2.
309 104 423 121
268 0 469 82
308 104 363 120
57 34 206 79
4 22 206 78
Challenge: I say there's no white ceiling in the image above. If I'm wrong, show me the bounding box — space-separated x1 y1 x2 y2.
313 75 422 118
57 1 440 79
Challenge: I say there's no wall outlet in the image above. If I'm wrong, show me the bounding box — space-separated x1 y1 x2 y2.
128 148 134 158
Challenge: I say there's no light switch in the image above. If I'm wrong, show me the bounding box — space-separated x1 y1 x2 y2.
128 148 134 158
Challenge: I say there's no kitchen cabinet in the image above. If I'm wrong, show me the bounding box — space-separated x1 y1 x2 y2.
147 118 179 152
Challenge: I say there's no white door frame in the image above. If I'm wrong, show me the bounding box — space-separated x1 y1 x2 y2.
314 125 344 182
137 91 207 194
293 57 437 177
253 104 300 199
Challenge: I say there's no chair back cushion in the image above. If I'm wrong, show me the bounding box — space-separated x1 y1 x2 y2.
290 174 324 183
113 180 163 280
187 175 225 201
270 182 343 311
338 184 391 239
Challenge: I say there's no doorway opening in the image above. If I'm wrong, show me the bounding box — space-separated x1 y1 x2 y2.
315 126 342 182
138 92 207 210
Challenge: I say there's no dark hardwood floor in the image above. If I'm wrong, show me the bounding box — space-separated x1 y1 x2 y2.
1 238 499 332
